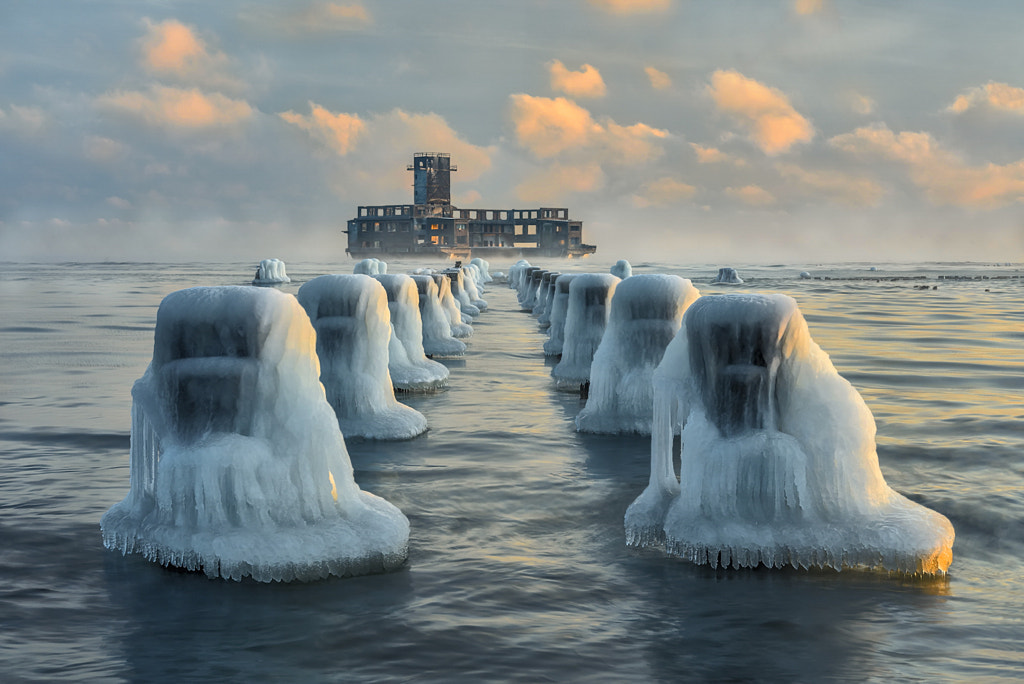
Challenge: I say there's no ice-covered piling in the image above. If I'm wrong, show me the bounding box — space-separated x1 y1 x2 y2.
411 274 467 358
100 285 410 582
536 272 561 329
353 258 387 275
611 260 632 279
552 273 620 391
712 267 744 284
625 293 954 575
445 268 481 317
298 275 428 440
543 274 578 357
576 275 700 434
252 258 290 285
431 273 473 339
471 257 493 284
374 274 450 392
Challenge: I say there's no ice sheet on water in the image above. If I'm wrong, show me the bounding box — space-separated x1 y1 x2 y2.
625 293 954 575
576 275 699 434
252 258 290 285
551 273 620 390
100 286 409 582
298 275 428 439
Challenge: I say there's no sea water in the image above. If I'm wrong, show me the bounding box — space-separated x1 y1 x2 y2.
1 260 1022 682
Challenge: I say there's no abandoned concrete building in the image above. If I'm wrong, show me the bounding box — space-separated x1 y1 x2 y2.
345 153 597 259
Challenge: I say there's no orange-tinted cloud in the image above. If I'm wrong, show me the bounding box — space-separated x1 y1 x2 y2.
279 101 365 155
725 184 776 206
775 163 885 207
691 143 730 164
632 177 697 207
588 0 671 14
99 86 253 128
830 123 1024 208
792 0 825 15
847 91 876 115
549 60 607 99
508 94 602 157
83 136 129 163
508 94 667 164
516 163 605 203
707 69 813 155
139 19 236 90
645 66 672 91
948 82 1024 115
285 3 372 33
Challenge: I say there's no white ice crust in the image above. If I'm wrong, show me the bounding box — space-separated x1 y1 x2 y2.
576 275 700 434
411 274 467 358
374 274 450 392
298 275 428 440
611 259 632 279
252 258 291 285
712 267 744 284
551 273 620 390
470 257 493 284
432 274 473 338
101 286 409 582
625 293 954 575
353 258 387 275
542 274 578 356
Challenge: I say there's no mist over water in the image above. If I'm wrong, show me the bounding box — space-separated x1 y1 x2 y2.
1 260 1022 682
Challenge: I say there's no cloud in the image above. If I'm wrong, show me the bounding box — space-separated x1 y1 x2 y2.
847 91 876 115
775 163 885 206
106 196 131 209
691 142 733 164
285 3 373 33
0 105 48 136
508 94 667 163
279 101 366 155
792 0 825 16
508 94 602 157
830 123 1024 208
549 60 607 99
588 0 671 14
98 86 253 128
515 163 605 203
632 176 697 207
725 184 776 206
139 19 237 91
645 66 672 91
707 69 814 155
948 82 1024 115
83 136 130 163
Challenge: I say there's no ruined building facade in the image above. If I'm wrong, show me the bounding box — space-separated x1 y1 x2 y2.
346 153 596 259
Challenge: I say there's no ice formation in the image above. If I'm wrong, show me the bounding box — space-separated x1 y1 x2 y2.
521 268 550 312
297 275 428 440
552 273 620 390
576 275 700 434
800 271 812 279
374 274 450 392
611 260 632 279
536 272 561 329
100 286 410 582
508 260 532 292
624 293 954 575
252 258 290 285
411 274 467 358
445 268 481 317
432 273 473 339
353 258 387 275
543 274 578 356
713 267 744 284
471 257 493 284
460 266 488 311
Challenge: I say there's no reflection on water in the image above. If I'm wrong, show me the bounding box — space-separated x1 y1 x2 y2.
0 260 1022 681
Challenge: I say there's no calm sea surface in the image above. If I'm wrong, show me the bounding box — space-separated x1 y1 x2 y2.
1 259 1022 682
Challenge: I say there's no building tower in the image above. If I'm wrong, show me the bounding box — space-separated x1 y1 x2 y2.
408 153 457 207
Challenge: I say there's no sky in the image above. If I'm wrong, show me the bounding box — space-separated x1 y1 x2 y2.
1 0 1023 264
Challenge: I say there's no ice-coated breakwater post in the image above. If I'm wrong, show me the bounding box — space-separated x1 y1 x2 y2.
298 274 428 439
552 273 620 391
374 274 450 392
100 285 410 582
625 293 954 574
576 274 700 435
